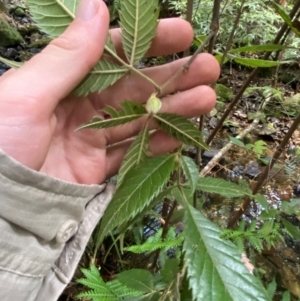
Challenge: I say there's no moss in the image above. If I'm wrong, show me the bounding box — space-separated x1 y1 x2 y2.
0 17 24 46
28 37 52 48
215 83 233 103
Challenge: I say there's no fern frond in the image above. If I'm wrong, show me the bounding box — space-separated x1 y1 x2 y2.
76 265 144 301
124 228 183 254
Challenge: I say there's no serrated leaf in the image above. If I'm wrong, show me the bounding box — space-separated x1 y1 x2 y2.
229 44 287 53
183 204 271 301
154 113 208 150
233 57 292 68
0 57 23 68
77 101 147 130
181 156 199 193
272 2 300 37
266 279 276 299
117 125 150 188
119 0 159 65
197 177 252 197
99 155 176 242
27 0 127 95
73 60 127 96
118 269 154 293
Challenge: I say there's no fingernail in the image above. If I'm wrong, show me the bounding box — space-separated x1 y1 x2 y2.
76 0 100 21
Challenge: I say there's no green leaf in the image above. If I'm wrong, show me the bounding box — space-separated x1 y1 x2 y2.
117 126 150 188
119 0 159 65
281 198 300 215
282 291 291 301
197 177 252 197
27 0 78 38
0 57 23 68
183 205 271 301
229 44 287 53
154 113 209 150
272 2 300 37
233 57 292 68
76 264 144 300
282 219 300 240
99 155 175 242
266 279 276 299
27 0 127 95
117 269 154 293
254 194 269 210
229 136 245 147
73 60 127 96
161 258 180 284
181 156 199 193
77 101 147 130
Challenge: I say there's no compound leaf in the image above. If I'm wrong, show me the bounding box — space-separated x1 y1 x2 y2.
120 0 159 65
117 125 150 188
154 113 208 150
197 177 252 198
77 101 147 130
99 155 175 242
183 204 271 301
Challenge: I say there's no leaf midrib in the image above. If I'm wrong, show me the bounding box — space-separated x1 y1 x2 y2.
100 155 173 239
56 0 75 18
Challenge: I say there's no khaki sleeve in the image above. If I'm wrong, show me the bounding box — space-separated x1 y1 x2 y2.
0 149 114 301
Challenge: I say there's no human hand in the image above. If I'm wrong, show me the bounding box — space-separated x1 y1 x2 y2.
0 0 219 185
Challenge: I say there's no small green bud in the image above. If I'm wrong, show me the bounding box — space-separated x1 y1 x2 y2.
146 94 162 114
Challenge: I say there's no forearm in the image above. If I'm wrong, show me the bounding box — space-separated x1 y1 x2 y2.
0 149 114 301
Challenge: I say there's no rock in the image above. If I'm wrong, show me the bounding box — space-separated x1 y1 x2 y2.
215 83 233 103
4 47 17 59
14 7 26 17
0 17 24 47
244 161 261 178
209 117 218 128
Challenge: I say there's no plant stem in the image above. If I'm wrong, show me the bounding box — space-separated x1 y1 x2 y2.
160 31 215 95
183 0 194 57
208 0 221 53
205 0 300 146
220 0 246 65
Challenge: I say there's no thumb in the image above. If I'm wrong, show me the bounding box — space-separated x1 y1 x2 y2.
1 0 109 116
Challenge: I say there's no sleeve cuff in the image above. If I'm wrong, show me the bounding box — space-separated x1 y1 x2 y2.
0 148 106 241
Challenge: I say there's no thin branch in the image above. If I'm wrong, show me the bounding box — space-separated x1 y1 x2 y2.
160 31 215 95
208 0 221 53
200 119 259 177
220 0 246 65
205 0 300 146
183 0 194 57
